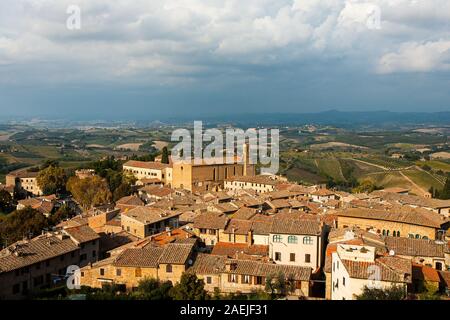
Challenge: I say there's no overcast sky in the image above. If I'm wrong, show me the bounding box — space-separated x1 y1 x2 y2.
0 0 449 119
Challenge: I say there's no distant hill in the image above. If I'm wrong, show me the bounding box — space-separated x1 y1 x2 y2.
161 110 450 127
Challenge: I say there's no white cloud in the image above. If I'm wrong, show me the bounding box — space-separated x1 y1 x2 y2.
377 40 450 73
0 0 449 86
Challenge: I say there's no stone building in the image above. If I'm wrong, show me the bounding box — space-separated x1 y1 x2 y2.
123 160 172 186
80 241 196 289
5 169 42 196
121 206 181 239
336 206 449 240
0 227 99 300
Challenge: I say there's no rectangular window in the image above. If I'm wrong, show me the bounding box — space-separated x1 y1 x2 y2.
100 268 105 276
135 268 142 277
116 269 121 276
305 254 311 263
206 277 212 284
290 253 296 262
275 252 281 261
256 276 263 285
343 277 346 286
272 235 282 243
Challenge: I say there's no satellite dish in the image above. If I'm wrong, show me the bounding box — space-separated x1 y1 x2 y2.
389 250 395 256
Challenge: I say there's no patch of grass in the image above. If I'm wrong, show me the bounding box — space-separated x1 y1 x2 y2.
418 160 450 172
403 169 444 190
316 158 345 181
361 172 412 189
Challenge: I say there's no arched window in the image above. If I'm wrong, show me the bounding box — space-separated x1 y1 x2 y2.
288 236 298 244
422 236 428 240
415 234 420 239
386 230 390 236
273 235 282 243
303 236 313 245
166 264 172 273
382 230 386 236
396 231 400 237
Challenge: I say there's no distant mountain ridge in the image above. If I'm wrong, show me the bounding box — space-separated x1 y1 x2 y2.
162 110 450 127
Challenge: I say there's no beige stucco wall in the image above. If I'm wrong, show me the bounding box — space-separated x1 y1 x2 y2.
337 216 438 240
269 234 322 269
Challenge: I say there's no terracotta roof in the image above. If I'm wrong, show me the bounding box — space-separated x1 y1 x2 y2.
193 212 229 230
0 235 78 273
311 189 336 196
225 259 311 281
224 219 253 235
116 195 144 206
412 263 440 283
122 206 181 225
270 218 322 235
250 215 273 235
232 207 257 220
265 199 291 210
64 225 100 244
336 207 448 228
210 202 239 214
211 242 268 257
265 190 298 200
141 186 174 198
150 228 194 246
239 196 265 207
341 256 412 283
158 242 194 264
188 253 226 274
56 216 89 228
372 191 450 209
123 160 170 170
113 247 164 268
7 169 38 178
385 237 446 258
328 227 385 245
18 198 55 214
225 175 280 186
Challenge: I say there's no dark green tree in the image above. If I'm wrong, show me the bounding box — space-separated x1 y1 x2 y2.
0 207 49 245
355 285 406 300
438 178 450 199
36 165 68 195
161 146 169 164
133 278 173 300
0 189 15 214
265 273 276 298
49 204 76 226
169 273 208 300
